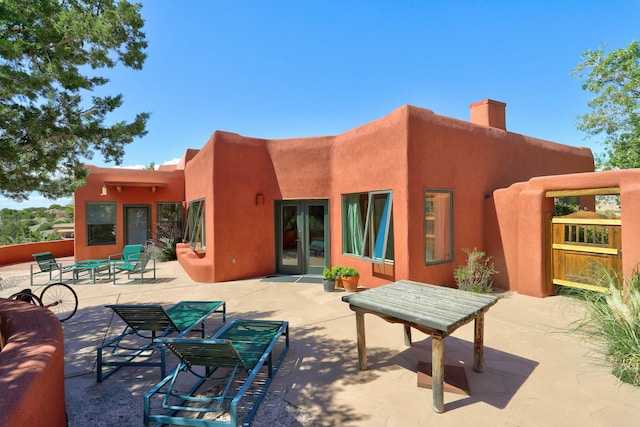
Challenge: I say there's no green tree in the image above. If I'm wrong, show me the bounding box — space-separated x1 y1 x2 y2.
572 41 640 169
0 0 149 201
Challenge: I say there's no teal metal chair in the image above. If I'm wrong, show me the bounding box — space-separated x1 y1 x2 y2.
144 319 289 427
108 244 143 264
111 250 156 284
97 301 226 382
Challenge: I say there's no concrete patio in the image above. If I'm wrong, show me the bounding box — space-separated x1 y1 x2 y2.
1 259 638 426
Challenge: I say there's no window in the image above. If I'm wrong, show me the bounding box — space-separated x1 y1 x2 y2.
87 202 116 246
156 202 183 247
342 191 394 263
424 190 453 264
183 199 205 251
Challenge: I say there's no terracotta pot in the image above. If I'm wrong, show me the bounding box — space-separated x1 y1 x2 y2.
341 275 359 292
335 277 344 289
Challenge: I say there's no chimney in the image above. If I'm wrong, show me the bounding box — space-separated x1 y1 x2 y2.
470 99 506 130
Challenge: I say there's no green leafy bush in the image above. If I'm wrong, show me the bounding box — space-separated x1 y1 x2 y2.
454 248 498 293
339 267 359 277
322 267 338 281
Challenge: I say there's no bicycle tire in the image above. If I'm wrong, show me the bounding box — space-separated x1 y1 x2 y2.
40 282 78 322
8 290 43 306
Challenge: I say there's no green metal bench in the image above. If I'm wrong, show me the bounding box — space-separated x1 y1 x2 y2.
144 319 289 427
97 301 226 382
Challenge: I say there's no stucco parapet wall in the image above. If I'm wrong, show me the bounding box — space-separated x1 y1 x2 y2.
0 299 66 427
520 168 640 191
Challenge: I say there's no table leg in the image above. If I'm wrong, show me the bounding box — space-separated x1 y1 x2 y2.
403 324 412 346
432 334 445 413
473 313 485 373
355 310 367 371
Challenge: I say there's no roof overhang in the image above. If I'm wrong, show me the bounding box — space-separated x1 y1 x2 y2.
545 187 620 197
102 181 168 193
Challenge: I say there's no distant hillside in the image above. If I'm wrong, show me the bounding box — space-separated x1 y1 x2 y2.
0 205 74 245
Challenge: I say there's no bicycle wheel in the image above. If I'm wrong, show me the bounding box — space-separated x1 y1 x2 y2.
9 289 43 306
40 283 78 322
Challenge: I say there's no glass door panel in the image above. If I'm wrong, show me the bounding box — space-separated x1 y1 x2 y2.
124 205 150 246
307 203 327 274
281 204 301 270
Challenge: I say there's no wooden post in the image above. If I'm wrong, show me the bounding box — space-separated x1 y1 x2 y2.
473 313 484 372
355 310 367 370
432 334 445 413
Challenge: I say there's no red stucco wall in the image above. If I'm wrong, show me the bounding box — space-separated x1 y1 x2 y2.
406 105 593 288
0 240 74 266
493 169 640 297
0 299 66 427
74 166 185 261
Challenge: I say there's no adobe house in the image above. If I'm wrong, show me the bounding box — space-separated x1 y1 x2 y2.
74 99 597 296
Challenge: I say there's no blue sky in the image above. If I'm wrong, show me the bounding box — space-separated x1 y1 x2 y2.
3 0 639 209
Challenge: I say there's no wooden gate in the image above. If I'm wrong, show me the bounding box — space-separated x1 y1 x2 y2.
551 211 621 292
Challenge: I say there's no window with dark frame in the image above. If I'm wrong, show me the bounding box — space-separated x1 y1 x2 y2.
87 202 116 246
424 190 453 264
342 190 394 263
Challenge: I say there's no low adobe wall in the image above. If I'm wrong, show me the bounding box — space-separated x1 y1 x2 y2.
0 240 74 267
0 299 66 426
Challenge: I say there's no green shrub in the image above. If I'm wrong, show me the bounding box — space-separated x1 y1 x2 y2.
37 221 55 231
567 267 640 386
322 267 338 281
454 248 498 293
339 267 359 277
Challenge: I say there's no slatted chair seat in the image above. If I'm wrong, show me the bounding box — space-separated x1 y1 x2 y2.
144 319 289 427
97 301 226 382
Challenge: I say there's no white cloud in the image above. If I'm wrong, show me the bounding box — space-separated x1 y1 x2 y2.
115 158 180 170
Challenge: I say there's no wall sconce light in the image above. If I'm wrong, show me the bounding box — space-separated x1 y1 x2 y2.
255 194 264 206
100 185 108 196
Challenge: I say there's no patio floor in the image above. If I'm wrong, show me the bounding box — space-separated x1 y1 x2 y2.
1 259 639 426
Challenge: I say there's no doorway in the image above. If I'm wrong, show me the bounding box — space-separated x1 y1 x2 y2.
275 200 329 275
124 205 151 246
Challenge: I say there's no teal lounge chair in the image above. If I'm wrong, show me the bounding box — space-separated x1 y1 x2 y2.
144 319 289 427
97 301 226 382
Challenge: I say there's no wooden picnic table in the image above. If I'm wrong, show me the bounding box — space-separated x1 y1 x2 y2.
342 280 498 413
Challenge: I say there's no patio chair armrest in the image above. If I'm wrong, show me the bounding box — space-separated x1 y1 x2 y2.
108 253 123 261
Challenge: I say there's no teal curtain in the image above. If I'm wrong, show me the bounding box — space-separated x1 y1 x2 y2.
344 194 364 255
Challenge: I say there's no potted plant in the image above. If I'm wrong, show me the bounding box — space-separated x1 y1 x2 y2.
322 267 337 292
340 267 360 292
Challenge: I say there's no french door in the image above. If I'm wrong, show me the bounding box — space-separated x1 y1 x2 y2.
275 200 329 275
